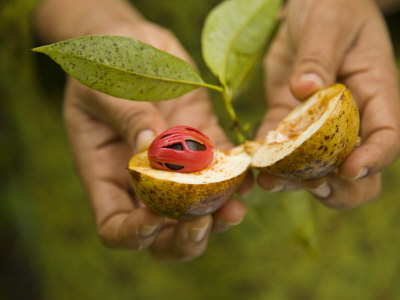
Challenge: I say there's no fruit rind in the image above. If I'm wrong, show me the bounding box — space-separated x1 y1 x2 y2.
129 148 250 220
129 169 246 220
252 83 360 179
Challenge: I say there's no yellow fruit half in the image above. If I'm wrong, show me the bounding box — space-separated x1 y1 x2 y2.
128 147 250 220
251 83 360 179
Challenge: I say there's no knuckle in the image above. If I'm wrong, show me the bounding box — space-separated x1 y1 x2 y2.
97 228 118 249
98 227 146 251
97 215 144 250
322 175 382 210
97 218 123 249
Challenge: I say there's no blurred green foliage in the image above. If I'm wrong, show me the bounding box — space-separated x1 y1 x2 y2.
1 0 400 299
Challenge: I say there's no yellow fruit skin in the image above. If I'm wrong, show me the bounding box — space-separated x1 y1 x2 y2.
129 169 247 220
259 85 360 179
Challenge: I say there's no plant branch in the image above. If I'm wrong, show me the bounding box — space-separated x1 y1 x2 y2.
198 82 224 93
221 87 246 144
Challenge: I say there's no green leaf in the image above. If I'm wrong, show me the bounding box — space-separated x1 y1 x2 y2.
202 0 282 93
33 35 211 101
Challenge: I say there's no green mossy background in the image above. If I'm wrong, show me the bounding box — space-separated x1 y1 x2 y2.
1 0 400 299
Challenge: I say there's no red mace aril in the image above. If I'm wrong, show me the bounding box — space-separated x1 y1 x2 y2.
148 126 215 173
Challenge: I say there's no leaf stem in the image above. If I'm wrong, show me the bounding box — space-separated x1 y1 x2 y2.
199 82 224 93
222 87 246 144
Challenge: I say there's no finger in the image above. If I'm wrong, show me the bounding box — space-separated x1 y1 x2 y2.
98 207 163 250
337 17 400 179
211 159 252 233
70 77 168 152
150 215 213 262
259 23 299 140
256 23 302 192
212 198 247 232
288 1 360 99
64 102 164 249
236 170 254 197
64 79 170 250
303 173 381 210
64 105 164 249
257 172 301 192
301 177 332 200
340 107 400 179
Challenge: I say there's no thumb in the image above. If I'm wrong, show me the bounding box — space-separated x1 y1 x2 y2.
80 83 168 152
288 7 355 100
105 99 168 152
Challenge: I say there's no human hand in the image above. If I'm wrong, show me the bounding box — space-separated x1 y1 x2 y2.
257 0 400 209
63 21 249 261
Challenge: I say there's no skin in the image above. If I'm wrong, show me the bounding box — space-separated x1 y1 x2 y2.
35 0 250 262
35 0 400 260
257 0 400 209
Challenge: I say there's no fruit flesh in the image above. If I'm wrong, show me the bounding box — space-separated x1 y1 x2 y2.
273 98 327 141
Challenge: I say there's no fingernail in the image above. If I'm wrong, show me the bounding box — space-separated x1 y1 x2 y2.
136 130 155 152
265 183 285 193
139 224 159 238
300 73 324 89
307 181 332 199
215 217 244 232
351 167 368 180
355 136 362 146
258 175 286 192
189 224 210 243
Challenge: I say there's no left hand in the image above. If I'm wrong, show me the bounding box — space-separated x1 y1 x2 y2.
63 21 251 262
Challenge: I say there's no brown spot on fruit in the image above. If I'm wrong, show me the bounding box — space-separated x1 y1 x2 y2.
130 171 141 183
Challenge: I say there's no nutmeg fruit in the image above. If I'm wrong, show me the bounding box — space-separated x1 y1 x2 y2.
251 83 360 178
129 146 250 220
129 83 360 219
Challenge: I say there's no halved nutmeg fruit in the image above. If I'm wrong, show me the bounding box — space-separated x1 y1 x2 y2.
128 83 360 219
250 83 360 178
129 146 250 220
